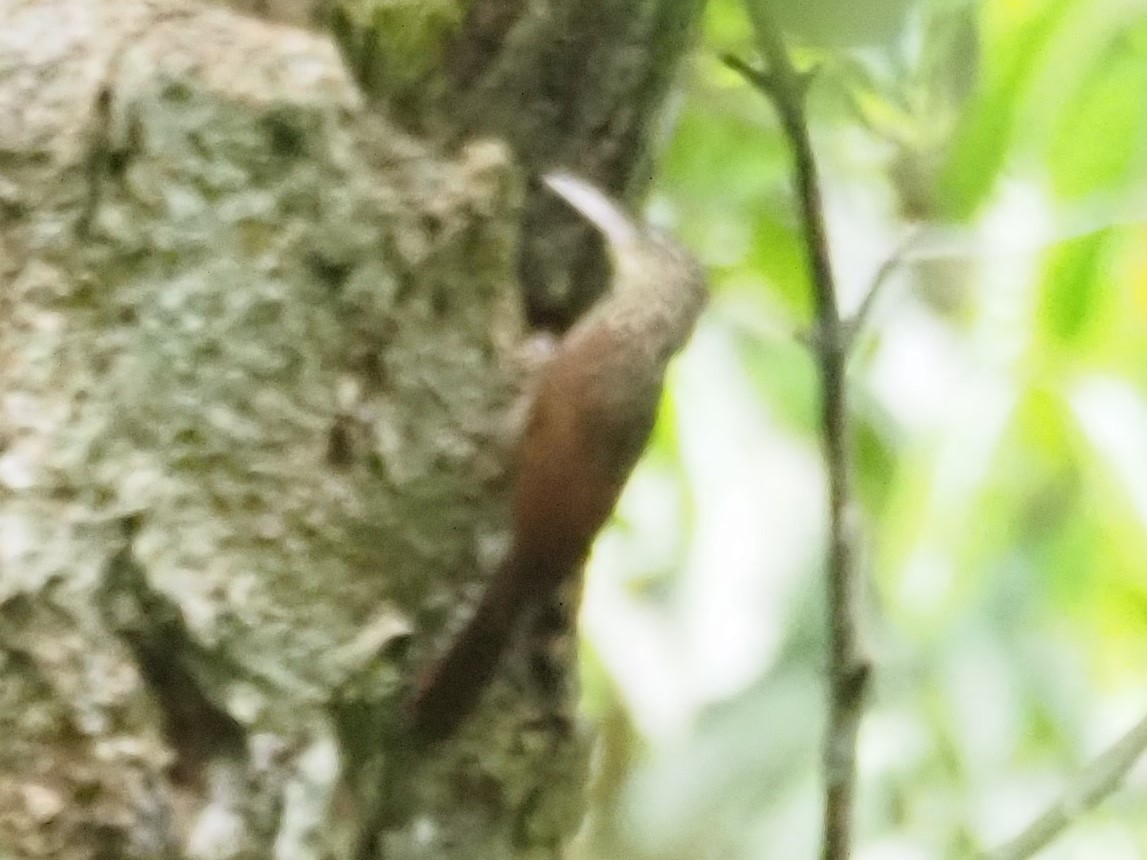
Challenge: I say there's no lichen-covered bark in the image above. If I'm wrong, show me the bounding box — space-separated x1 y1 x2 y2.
0 0 700 857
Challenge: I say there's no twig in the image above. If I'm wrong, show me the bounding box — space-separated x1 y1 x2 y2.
721 53 777 96
982 709 1147 860
734 5 872 860
845 226 922 356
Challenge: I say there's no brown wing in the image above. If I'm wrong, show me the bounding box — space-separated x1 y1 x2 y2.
508 326 655 597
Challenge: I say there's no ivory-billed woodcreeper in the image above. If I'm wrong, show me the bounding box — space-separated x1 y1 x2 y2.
405 173 708 743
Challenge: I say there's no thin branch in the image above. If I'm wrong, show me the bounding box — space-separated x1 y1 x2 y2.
721 53 778 97
845 226 922 356
736 5 872 860
982 710 1147 860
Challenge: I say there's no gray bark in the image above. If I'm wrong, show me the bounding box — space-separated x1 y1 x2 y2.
0 0 701 857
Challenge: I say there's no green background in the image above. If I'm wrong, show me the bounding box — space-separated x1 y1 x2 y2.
580 0 1147 857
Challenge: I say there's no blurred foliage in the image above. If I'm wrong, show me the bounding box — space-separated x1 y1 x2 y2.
579 0 1147 858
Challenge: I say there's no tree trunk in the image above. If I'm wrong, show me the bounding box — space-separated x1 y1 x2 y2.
0 0 701 857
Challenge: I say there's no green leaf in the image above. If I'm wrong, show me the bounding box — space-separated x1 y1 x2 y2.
939 0 1075 217
1048 26 1147 199
1037 231 1113 349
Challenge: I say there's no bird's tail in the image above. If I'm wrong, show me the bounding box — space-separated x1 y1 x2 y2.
404 557 528 743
